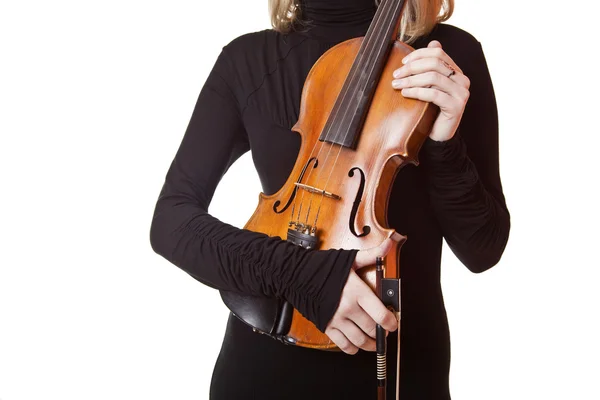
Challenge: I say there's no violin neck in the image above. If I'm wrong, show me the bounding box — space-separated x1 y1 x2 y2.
319 0 407 149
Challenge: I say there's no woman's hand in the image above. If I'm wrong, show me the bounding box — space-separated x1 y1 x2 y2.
391 40 471 142
324 235 400 355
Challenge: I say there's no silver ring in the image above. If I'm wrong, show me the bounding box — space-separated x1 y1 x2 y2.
442 60 456 78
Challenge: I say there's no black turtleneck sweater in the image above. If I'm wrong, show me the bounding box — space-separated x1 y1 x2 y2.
149 0 510 398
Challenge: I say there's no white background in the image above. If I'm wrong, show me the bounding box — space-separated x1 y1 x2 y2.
1 0 599 399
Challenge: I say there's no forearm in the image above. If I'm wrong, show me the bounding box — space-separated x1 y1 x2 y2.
421 133 510 273
150 194 358 331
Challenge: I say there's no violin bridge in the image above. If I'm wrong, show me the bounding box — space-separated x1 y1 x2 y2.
294 183 341 200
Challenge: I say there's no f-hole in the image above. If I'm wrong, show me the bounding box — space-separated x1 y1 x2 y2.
348 167 371 237
273 157 318 214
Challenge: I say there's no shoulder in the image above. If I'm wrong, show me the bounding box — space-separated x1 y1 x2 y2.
425 23 483 58
214 28 306 77
220 28 305 64
429 23 481 47
423 23 488 77
210 29 273 75
211 28 309 106
222 29 278 55
206 30 277 100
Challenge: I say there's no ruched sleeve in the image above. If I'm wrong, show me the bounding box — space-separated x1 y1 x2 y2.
149 47 357 332
419 41 511 273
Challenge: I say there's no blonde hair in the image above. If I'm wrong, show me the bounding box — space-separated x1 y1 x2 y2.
268 0 454 44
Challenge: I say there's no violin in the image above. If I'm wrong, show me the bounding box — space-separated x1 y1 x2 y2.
221 0 439 397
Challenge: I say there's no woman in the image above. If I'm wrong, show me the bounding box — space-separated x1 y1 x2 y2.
149 0 511 398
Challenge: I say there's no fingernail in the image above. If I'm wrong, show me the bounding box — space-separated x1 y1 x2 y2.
393 69 401 78
402 56 408 64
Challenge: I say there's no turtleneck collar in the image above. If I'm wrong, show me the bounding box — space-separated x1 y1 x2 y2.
296 0 377 42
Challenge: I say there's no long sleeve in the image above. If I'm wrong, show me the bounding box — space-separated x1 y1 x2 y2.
419 41 510 273
149 48 357 331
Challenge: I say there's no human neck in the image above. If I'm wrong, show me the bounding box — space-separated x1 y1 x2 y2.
299 0 377 25
296 0 377 41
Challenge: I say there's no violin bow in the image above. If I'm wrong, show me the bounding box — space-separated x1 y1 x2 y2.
376 256 401 400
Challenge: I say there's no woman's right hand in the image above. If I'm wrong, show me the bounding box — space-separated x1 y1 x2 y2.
324 236 400 354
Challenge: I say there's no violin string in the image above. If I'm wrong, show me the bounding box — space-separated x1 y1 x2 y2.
309 0 393 227
291 71 329 221
302 0 395 228
299 0 390 219
319 0 402 197
292 0 390 228
313 0 403 228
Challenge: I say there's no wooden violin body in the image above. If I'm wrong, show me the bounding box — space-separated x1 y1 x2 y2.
243 37 438 349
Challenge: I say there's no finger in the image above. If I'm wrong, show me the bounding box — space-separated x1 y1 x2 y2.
354 236 397 269
392 70 456 94
345 304 378 339
428 40 442 49
392 70 469 100
326 327 359 355
338 319 376 352
399 87 456 109
395 58 469 90
404 41 463 74
356 288 398 332
393 57 458 81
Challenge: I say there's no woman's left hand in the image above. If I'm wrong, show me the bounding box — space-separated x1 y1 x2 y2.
391 40 470 142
